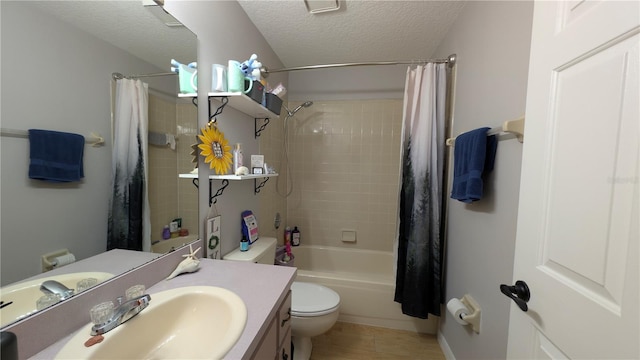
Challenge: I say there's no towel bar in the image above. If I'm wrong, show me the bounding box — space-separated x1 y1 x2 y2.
0 128 105 147
446 116 525 146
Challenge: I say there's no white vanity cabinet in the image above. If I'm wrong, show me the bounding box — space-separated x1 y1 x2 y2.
251 290 292 360
278 291 292 360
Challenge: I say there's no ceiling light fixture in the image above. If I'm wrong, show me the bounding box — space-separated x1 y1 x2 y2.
304 0 341 14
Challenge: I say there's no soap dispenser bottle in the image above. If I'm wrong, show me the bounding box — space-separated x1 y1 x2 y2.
233 143 243 174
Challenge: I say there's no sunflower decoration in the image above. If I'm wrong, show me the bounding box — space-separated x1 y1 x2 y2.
197 122 232 174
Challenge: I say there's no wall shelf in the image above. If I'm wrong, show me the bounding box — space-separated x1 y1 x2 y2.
179 173 278 180
178 92 280 205
179 173 278 205
178 92 277 119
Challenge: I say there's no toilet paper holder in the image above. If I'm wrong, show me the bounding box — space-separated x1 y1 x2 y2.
41 249 76 272
458 294 482 334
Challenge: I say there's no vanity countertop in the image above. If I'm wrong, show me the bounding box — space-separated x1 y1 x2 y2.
30 258 297 359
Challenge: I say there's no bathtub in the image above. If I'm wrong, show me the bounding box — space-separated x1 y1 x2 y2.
292 245 438 333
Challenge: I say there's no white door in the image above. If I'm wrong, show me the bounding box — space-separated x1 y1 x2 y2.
507 1 639 359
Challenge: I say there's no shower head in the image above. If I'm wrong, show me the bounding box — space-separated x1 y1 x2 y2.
284 101 313 117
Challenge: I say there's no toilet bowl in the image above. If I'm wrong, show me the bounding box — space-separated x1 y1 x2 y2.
223 238 340 360
290 281 340 360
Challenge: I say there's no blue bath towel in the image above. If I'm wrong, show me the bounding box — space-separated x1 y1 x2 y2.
451 127 497 203
28 129 85 182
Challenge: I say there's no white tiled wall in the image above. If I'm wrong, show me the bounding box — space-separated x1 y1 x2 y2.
286 99 403 251
147 94 198 241
175 101 199 238
148 97 403 251
257 110 288 242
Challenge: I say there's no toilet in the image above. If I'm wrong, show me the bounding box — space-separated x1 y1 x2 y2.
289 281 340 360
224 237 340 360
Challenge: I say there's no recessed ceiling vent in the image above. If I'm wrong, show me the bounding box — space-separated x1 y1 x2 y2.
304 0 341 14
142 0 184 28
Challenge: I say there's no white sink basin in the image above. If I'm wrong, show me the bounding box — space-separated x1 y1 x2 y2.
55 286 247 359
0 272 113 327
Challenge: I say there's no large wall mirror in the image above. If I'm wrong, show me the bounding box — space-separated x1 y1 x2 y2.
0 1 197 328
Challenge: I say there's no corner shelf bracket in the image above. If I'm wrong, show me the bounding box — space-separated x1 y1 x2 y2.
254 117 271 138
208 96 229 122
254 177 270 194
209 179 230 206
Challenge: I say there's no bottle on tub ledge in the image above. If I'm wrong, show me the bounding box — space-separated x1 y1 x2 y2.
292 226 301 246
283 227 292 261
162 225 171 240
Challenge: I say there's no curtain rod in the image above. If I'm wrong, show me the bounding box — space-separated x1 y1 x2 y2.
263 53 457 75
113 53 457 79
112 72 177 81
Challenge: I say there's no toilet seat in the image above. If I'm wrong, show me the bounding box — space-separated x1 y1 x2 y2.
291 282 340 317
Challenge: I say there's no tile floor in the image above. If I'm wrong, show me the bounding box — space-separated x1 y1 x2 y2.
309 322 446 360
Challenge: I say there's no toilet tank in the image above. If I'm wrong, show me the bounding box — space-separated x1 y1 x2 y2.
223 237 277 264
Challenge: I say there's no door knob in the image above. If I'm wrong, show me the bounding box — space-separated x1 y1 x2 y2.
500 280 530 312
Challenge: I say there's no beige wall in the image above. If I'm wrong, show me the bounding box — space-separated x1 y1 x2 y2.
286 100 403 251
164 1 288 255
433 1 534 359
0 2 174 285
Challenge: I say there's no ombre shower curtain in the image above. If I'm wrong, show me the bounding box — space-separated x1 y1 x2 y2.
395 63 447 318
107 78 151 252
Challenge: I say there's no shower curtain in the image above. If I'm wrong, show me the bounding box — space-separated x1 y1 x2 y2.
394 63 447 319
107 78 151 252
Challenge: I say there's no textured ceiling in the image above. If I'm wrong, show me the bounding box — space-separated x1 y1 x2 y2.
28 1 197 72
237 0 467 68
28 1 465 73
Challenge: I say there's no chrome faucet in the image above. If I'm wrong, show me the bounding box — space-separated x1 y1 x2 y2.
90 294 151 336
40 280 74 300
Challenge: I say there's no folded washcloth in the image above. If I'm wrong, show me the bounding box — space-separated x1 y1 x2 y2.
450 127 498 203
28 129 85 182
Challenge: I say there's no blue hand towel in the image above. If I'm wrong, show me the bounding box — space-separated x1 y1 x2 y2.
451 127 498 203
28 129 85 182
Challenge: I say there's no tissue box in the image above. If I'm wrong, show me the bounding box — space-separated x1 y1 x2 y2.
247 81 264 104
264 93 283 115
251 155 264 174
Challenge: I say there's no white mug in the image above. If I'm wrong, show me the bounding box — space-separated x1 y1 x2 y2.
211 64 227 92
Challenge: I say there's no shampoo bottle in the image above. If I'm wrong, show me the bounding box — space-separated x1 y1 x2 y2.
233 143 243 174
292 226 301 246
